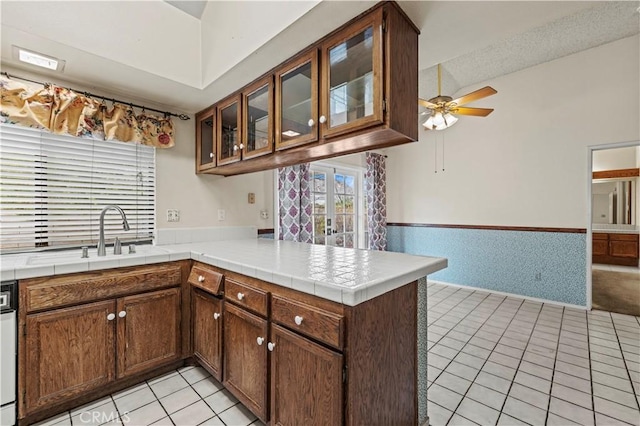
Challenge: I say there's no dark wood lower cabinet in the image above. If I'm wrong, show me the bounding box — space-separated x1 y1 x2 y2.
192 289 223 380
223 302 269 422
593 233 639 266
270 324 343 426
25 300 116 413
117 288 182 378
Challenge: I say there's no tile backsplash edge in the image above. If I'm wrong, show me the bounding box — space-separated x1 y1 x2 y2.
155 226 258 245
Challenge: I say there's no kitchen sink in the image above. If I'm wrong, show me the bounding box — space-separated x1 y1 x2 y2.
26 246 170 265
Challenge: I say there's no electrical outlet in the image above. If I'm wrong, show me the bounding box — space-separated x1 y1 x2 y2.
248 193 255 204
217 209 226 221
166 209 180 222
260 210 269 220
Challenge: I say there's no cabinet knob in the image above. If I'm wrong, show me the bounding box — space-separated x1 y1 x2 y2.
107 313 115 321
209 152 214 158
213 312 221 320
233 145 239 151
118 311 127 318
294 315 303 326
237 292 245 301
198 275 205 283
239 143 244 149
308 119 315 127
319 115 327 124
267 342 275 352
257 337 264 346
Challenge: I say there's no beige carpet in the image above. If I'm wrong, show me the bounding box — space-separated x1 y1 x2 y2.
592 269 640 316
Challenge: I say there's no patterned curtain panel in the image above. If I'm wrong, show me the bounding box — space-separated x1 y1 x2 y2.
278 164 313 243
0 78 174 148
365 152 387 251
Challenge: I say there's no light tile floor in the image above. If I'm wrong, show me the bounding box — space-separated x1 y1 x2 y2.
33 366 264 426
34 282 640 426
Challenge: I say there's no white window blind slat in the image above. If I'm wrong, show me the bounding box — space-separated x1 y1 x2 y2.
0 123 156 252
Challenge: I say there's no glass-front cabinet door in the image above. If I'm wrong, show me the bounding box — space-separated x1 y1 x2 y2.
275 50 318 150
321 9 383 138
242 77 273 160
217 94 242 166
196 107 216 172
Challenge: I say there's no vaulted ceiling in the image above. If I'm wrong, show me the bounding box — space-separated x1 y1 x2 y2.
1 1 638 114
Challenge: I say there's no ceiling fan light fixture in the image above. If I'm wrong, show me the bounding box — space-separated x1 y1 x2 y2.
422 111 458 130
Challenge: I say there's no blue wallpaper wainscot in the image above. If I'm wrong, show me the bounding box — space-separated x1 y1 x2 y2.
387 225 587 307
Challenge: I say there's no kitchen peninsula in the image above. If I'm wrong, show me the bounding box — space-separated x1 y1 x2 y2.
1 236 446 426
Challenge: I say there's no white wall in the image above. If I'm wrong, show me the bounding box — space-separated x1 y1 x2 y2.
593 147 638 171
386 35 640 228
156 119 274 229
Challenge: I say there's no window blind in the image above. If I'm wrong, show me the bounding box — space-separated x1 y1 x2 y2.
0 123 155 253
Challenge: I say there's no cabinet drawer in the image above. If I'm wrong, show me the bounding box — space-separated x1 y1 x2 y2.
225 279 268 317
23 263 183 313
609 233 639 242
272 295 344 350
189 264 223 295
593 233 609 240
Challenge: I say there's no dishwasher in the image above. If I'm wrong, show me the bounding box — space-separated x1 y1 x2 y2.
0 280 17 426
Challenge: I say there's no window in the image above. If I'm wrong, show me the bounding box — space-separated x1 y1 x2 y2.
310 164 365 248
0 124 155 253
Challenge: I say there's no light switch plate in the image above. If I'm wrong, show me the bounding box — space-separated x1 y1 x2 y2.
217 209 226 221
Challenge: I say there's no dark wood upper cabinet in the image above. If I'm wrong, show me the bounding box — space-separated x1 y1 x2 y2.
320 8 384 138
217 94 242 166
196 107 216 172
196 1 418 176
275 50 319 151
243 76 274 160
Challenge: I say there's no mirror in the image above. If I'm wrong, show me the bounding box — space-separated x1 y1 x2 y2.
592 179 635 225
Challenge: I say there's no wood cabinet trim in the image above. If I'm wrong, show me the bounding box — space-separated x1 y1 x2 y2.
320 7 385 139
216 93 243 166
225 279 269 318
593 168 640 179
274 49 319 151
196 106 216 172
188 265 224 295
192 289 224 381
22 263 183 313
242 75 274 160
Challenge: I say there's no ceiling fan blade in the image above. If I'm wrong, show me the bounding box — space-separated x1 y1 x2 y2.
450 86 497 107
452 107 494 117
418 98 438 109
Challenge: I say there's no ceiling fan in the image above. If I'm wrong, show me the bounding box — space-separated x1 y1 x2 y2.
418 64 497 130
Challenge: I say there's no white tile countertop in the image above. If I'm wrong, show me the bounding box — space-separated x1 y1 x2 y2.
0 238 447 306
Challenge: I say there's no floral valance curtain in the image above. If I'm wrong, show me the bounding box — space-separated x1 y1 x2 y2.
365 152 387 250
278 164 313 243
0 78 174 148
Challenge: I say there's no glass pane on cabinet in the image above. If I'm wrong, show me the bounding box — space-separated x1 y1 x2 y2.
220 103 238 159
329 26 374 128
281 62 313 142
200 117 214 165
247 85 270 152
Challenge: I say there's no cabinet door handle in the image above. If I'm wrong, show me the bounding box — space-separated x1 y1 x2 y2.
319 115 327 124
308 119 315 127
257 337 264 346
198 275 205 283
213 312 221 320
237 292 244 301
107 313 115 321
118 311 127 318
233 145 239 151
239 143 244 150
267 342 275 352
294 315 303 326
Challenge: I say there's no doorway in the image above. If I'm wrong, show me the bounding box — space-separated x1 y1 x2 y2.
589 143 640 316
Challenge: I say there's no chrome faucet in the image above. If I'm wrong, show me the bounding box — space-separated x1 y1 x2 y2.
97 205 130 256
